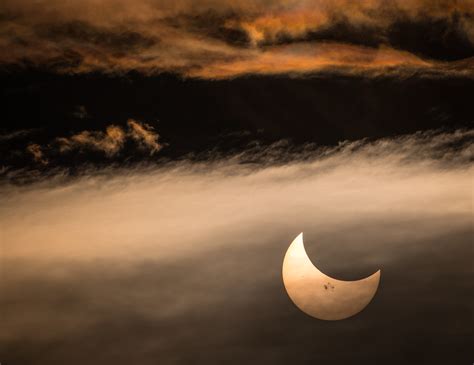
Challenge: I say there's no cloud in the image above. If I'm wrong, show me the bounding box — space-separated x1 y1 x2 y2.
2 128 472 261
26 143 48 164
1 129 472 364
0 129 35 142
127 119 163 155
55 119 162 157
188 42 436 79
57 124 127 156
0 0 472 78
72 105 89 119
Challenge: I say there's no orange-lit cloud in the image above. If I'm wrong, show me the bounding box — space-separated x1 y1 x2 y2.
127 120 163 155
189 43 437 79
228 0 474 45
53 119 162 157
0 0 473 78
57 125 126 156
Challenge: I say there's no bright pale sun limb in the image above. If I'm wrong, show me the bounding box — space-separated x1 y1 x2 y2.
282 233 381 320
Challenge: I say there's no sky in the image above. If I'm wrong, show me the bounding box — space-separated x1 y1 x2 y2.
0 1 473 364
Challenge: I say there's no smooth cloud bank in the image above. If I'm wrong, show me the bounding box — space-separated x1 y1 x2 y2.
2 129 472 262
1 129 472 363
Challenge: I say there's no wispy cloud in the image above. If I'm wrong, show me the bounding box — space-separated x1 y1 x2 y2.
0 129 36 142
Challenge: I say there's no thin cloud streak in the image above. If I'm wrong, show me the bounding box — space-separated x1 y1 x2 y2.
189 43 436 79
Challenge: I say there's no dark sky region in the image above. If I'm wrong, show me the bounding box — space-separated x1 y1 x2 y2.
0 1 473 364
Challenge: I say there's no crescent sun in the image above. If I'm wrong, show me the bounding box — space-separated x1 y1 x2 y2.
282 233 381 320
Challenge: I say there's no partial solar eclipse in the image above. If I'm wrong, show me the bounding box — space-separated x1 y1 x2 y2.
282 233 380 320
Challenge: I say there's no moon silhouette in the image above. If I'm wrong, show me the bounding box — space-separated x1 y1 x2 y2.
282 233 380 320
